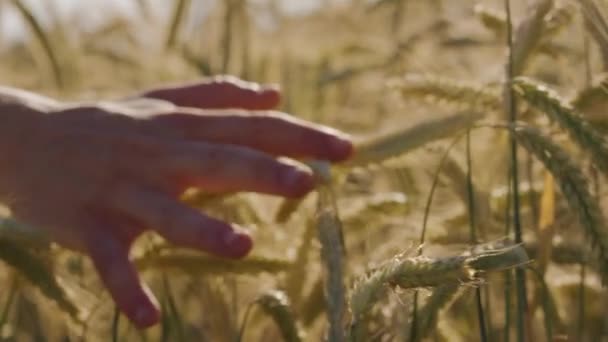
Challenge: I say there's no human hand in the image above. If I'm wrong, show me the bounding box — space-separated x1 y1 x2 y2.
0 77 352 328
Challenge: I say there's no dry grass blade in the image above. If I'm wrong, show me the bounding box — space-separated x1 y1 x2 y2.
134 0 151 21
580 0 608 69
135 253 291 275
441 156 492 237
513 77 608 176
475 3 572 41
536 172 556 274
415 284 460 342
10 0 63 88
511 0 553 75
349 112 483 167
255 290 304 342
0 238 79 322
571 74 608 113
392 74 501 112
528 267 563 339
348 244 528 340
342 192 408 229
542 3 575 37
475 4 506 37
301 279 325 327
316 208 346 342
180 190 226 208
602 78 608 93
366 0 396 12
570 75 608 133
222 0 237 73
513 125 608 283
314 160 346 342
165 0 191 49
572 76 608 133
275 198 305 223
525 240 590 267
285 219 316 306
466 244 529 272
238 0 251 79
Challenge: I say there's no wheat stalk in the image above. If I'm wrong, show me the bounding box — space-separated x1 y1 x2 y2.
414 284 461 342
513 77 608 176
441 155 492 237
513 125 608 282
222 0 238 73
0 238 79 322
135 253 291 275
475 3 572 41
313 161 346 342
349 112 483 167
348 244 528 340
571 74 608 114
10 0 63 88
285 219 317 307
275 198 305 223
580 0 608 69
180 190 227 208
475 4 507 37
255 290 304 342
316 208 346 342
525 240 590 267
165 0 190 49
542 3 575 37
392 74 501 112
300 278 325 327
511 0 553 75
342 192 408 229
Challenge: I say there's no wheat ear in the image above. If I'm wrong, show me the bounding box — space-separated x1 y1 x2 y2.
513 125 608 283
256 290 304 342
513 77 608 176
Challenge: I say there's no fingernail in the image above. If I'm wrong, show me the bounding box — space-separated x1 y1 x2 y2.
222 229 253 257
223 230 241 247
262 83 280 92
330 137 354 160
134 306 158 328
281 167 311 189
222 227 250 246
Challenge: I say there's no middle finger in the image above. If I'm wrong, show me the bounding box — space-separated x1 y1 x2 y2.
148 141 315 197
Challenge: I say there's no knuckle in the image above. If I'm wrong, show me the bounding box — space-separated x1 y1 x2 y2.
212 74 241 86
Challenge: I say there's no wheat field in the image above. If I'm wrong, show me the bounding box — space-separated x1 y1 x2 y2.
0 0 607 341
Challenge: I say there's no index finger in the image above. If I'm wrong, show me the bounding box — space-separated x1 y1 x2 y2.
141 76 281 110
148 111 354 162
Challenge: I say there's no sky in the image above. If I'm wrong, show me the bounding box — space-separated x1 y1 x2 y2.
0 0 328 43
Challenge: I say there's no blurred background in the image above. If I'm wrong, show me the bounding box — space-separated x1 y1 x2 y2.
1 0 607 341
0 0 479 128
